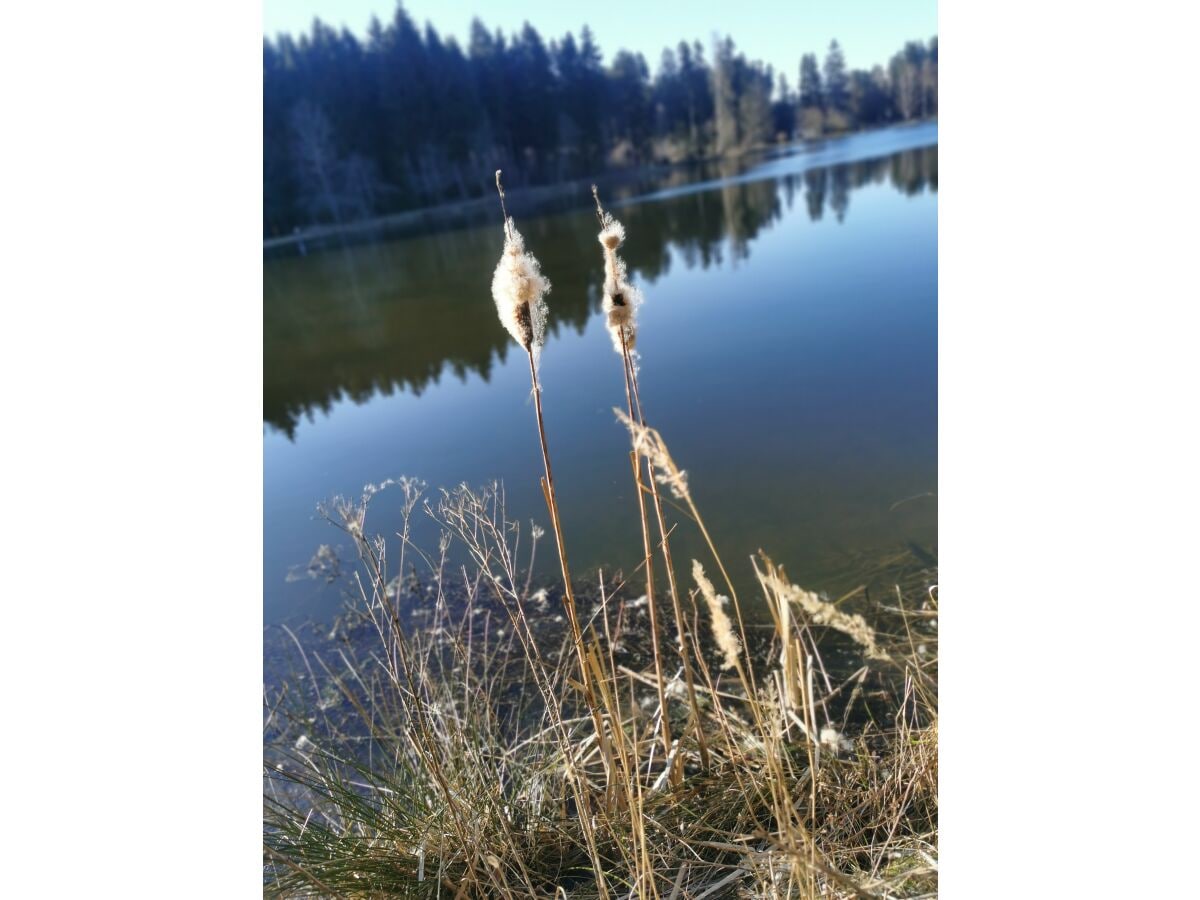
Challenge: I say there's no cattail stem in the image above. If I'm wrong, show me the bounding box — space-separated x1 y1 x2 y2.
622 340 711 770
526 349 575 630
593 183 762 812
594 184 708 776
617 331 676 776
525 346 616 786
495 169 510 236
493 173 616 797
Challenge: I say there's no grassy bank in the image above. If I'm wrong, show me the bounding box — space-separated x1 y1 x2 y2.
263 478 937 897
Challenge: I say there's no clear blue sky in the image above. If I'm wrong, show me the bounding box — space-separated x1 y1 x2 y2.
262 1 937 83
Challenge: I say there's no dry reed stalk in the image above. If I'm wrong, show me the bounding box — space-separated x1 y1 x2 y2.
602 356 763 709
587 189 671 766
592 187 710 775
492 172 618 801
624 343 712 773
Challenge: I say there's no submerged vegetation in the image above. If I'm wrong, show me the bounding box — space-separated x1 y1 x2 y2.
264 180 938 897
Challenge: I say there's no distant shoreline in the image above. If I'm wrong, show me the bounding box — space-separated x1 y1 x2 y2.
263 119 936 256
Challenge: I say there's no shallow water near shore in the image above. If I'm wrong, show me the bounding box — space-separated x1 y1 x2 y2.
264 124 937 626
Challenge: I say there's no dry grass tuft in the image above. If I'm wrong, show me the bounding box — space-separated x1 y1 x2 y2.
265 477 938 898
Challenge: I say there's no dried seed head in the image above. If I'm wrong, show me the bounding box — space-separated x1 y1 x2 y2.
603 283 640 352
614 408 688 499
491 217 550 359
598 213 625 251
604 299 633 325
819 726 854 754
593 193 641 357
759 565 888 662
693 560 742 672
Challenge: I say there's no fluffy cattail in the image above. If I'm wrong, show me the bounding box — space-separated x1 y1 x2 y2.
593 187 641 354
492 172 550 365
598 216 625 251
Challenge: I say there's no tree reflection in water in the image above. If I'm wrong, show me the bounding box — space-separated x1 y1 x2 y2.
264 145 936 438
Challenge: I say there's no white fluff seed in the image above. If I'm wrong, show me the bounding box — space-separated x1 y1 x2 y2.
491 218 550 363
598 216 625 251
595 211 641 354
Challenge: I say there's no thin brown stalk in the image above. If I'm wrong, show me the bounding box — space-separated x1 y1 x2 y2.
526 346 620 800
593 185 707 780
617 332 673 768
494 172 616 802
621 337 710 771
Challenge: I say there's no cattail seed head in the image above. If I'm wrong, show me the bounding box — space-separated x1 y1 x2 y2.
598 214 625 251
603 282 640 352
592 196 641 356
491 217 550 359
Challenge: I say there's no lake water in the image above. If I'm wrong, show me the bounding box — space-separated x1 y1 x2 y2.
264 122 937 625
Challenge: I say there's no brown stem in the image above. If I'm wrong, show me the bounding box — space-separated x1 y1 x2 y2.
495 170 511 239
525 347 615 787
621 342 709 772
617 329 673 768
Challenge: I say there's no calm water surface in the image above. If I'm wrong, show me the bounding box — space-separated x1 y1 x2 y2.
264 123 937 625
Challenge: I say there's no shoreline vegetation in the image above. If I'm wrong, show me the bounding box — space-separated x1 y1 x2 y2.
263 484 937 897
263 185 938 896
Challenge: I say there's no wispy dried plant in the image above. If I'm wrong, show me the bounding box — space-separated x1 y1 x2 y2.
756 555 890 663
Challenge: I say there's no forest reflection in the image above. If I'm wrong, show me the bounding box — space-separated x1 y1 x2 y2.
264 145 936 437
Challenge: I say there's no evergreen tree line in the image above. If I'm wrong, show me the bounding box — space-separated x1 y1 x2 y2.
264 3 937 237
